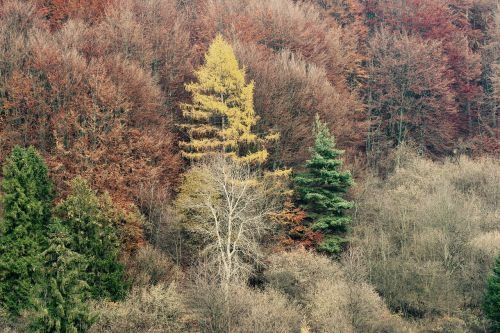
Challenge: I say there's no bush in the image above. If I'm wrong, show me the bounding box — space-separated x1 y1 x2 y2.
352 155 500 321
126 245 181 287
309 280 412 333
187 274 302 333
90 283 187 333
188 263 302 333
265 249 412 332
231 287 303 333
264 248 341 304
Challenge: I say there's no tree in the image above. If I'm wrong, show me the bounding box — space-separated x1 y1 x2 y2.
270 196 324 251
233 44 366 169
31 222 94 333
352 156 500 318
175 155 280 289
484 253 500 331
179 34 273 164
194 0 368 168
300 0 368 86
364 0 484 143
34 0 109 30
0 2 182 210
294 115 353 255
55 177 127 301
365 29 457 165
478 4 500 153
0 146 54 316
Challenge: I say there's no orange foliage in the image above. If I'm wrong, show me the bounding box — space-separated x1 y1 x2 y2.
271 199 323 250
0 0 181 209
35 0 110 30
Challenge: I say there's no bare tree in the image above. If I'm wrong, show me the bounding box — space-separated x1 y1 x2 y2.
175 155 281 290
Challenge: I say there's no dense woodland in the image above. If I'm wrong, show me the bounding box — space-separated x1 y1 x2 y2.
0 0 499 332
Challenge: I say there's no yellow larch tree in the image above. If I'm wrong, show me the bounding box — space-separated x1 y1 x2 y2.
179 34 276 164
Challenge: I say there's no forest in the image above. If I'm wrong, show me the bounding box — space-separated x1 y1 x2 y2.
0 0 499 332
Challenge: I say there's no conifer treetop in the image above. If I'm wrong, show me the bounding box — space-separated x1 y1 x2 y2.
294 115 353 255
180 34 272 164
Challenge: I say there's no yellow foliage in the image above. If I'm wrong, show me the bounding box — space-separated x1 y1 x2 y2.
264 168 292 178
264 132 280 142
179 34 272 164
235 149 268 164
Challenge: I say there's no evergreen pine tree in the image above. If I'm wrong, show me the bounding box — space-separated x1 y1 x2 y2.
31 222 94 333
55 177 127 301
294 115 353 256
484 253 500 332
179 34 276 164
0 146 54 316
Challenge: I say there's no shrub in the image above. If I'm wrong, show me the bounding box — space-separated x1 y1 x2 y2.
90 283 187 333
265 249 412 332
126 245 181 287
231 287 302 333
308 280 412 333
265 248 341 304
187 277 302 333
352 155 500 320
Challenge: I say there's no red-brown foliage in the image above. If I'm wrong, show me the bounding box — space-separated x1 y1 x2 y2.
35 0 111 30
299 0 369 83
271 199 322 250
0 0 498 257
0 0 182 208
188 0 368 169
234 42 366 168
363 0 489 145
366 30 458 161
90 0 194 111
198 0 361 89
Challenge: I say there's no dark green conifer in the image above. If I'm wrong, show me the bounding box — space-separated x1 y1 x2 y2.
484 253 500 332
32 222 94 333
55 177 127 300
294 115 353 255
0 146 54 315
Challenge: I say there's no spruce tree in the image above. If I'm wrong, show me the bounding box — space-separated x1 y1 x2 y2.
484 253 500 331
31 222 94 333
180 34 276 164
55 177 126 301
0 146 54 316
294 115 353 256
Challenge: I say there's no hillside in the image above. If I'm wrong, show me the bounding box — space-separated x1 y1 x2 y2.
0 0 499 332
